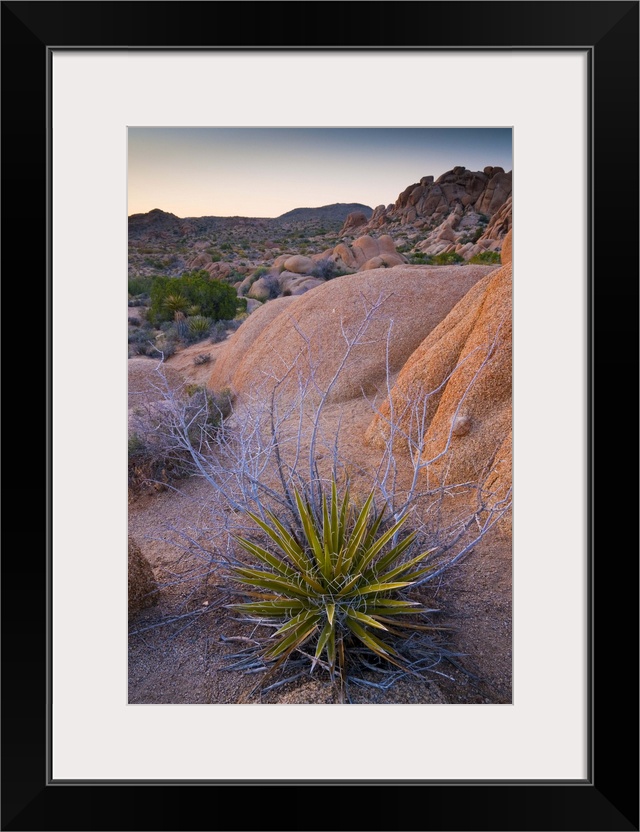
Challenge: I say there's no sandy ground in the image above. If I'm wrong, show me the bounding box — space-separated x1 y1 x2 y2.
128 339 512 705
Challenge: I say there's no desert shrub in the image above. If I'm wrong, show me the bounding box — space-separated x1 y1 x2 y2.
209 317 243 342
312 257 338 280
128 327 154 347
193 353 212 366
186 315 213 342
472 227 485 242
128 383 233 495
128 276 154 296
144 257 167 270
252 266 269 279
226 478 448 700
172 311 189 340
148 271 239 325
128 432 177 493
183 385 233 438
128 342 152 358
128 324 165 358
432 251 464 265
128 316 141 327
468 250 501 265
158 341 176 359
209 320 229 343
408 252 434 265
226 269 244 285
262 274 281 300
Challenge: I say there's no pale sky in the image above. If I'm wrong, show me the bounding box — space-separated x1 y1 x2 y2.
128 127 512 219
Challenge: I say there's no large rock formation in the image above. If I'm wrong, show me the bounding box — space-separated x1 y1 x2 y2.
476 195 512 248
365 166 512 231
208 264 497 405
207 295 297 391
269 235 407 279
365 230 512 499
340 210 369 235
330 234 407 272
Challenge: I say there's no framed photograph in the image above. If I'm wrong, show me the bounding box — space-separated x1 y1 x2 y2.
3 1 637 829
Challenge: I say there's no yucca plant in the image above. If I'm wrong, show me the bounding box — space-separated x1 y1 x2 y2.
187 314 213 340
226 478 447 699
163 292 188 316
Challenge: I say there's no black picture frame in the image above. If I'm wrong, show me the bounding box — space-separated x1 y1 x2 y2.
3 2 638 830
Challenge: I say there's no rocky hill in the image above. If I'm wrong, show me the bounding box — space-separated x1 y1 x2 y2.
366 166 511 230
275 203 372 223
128 204 371 278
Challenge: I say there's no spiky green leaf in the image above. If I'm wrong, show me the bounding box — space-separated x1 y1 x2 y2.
337 490 375 577
354 581 413 595
354 519 415 574
345 608 388 631
345 617 402 661
314 620 333 664
234 536 297 579
325 602 336 626
263 618 320 660
330 479 340 553
363 533 422 579
274 609 322 636
294 489 329 579
231 599 306 616
246 510 318 578
374 550 438 584
232 567 314 598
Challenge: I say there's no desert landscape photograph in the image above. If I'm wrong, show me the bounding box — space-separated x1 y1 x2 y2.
127 127 513 705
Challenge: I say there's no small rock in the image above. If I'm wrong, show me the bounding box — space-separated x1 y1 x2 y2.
452 413 472 437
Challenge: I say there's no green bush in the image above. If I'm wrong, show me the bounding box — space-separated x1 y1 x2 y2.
468 250 501 265
128 275 154 296
226 478 446 699
432 251 464 265
408 252 434 265
148 270 240 325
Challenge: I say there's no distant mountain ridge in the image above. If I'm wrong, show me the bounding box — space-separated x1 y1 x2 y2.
128 202 372 227
276 203 372 223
